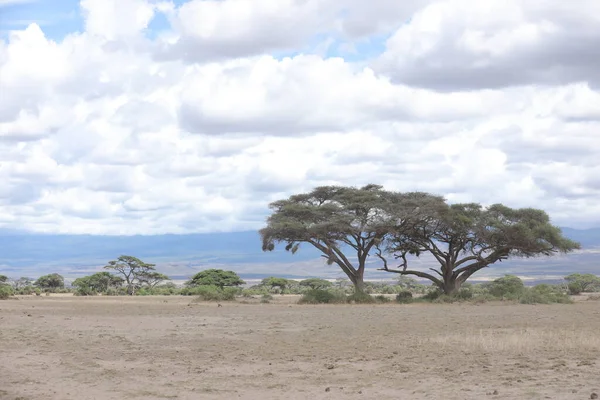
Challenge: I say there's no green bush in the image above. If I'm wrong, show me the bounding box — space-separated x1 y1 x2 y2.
0 285 14 300
432 294 459 303
298 289 346 304
519 285 572 304
396 291 413 303
422 289 442 301
346 291 377 304
455 287 474 300
568 282 583 295
485 275 525 299
261 294 274 301
18 286 35 295
74 286 97 296
190 285 238 301
241 288 271 297
374 295 391 303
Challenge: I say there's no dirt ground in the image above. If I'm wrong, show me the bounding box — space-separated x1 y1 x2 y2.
1 295 599 400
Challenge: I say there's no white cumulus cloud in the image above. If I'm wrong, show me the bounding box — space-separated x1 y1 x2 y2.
0 0 599 234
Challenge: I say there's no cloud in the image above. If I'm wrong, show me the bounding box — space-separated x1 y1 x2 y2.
0 0 599 235
374 0 600 90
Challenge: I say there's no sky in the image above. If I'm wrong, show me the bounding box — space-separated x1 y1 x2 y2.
1 0 600 235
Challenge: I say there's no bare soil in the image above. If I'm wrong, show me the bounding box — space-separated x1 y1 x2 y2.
1 295 599 400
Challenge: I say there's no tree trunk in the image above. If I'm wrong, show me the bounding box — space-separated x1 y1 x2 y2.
351 268 366 293
354 278 365 293
441 277 461 295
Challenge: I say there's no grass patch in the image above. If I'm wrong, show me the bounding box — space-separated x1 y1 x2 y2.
425 327 600 354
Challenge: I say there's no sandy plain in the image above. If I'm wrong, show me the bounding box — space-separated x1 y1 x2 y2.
1 295 599 400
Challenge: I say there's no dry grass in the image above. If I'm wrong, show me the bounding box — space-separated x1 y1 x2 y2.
426 327 600 354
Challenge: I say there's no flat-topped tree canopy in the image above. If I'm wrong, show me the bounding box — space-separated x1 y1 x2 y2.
260 184 446 292
379 202 581 294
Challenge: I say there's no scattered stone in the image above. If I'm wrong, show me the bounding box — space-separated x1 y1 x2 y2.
325 387 330 392
325 364 335 370
590 393 598 399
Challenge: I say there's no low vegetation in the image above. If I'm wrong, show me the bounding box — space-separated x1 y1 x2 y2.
2 260 597 307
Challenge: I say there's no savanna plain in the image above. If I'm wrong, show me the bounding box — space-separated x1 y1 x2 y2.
1 295 599 400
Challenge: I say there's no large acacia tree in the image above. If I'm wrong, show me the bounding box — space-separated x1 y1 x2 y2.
260 184 445 292
104 255 158 295
378 203 580 294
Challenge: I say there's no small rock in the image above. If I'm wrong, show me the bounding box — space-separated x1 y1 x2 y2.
325 387 330 392
591 393 598 399
493 390 499 395
325 364 335 370
358 390 362 394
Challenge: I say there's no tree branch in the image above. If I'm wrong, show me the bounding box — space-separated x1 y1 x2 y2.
377 267 443 287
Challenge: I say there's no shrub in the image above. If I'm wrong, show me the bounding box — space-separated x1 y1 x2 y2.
298 289 346 304
432 294 459 304
568 282 583 295
242 288 271 297
422 289 442 301
0 285 14 300
74 287 97 296
519 284 572 304
455 287 474 300
396 291 413 303
192 285 238 301
260 294 272 304
347 291 376 304
374 295 391 303
485 275 525 299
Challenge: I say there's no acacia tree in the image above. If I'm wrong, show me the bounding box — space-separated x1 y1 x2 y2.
300 278 333 290
34 273 65 291
260 277 290 293
138 272 171 289
378 203 580 294
260 184 445 293
72 272 124 294
564 273 600 293
104 255 157 295
13 277 34 290
186 269 245 288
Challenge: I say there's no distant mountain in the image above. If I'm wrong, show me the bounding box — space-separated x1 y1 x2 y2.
0 227 597 281
559 227 600 247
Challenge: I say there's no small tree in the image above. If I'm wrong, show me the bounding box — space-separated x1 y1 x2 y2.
564 273 600 293
104 255 156 295
299 278 333 290
34 273 65 292
186 269 245 288
72 272 124 294
138 272 170 289
380 203 580 295
0 274 8 284
13 277 34 290
484 275 525 298
260 277 290 293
